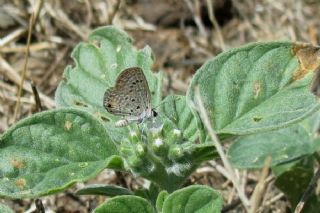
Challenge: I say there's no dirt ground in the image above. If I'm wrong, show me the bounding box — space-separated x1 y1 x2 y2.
1 0 320 212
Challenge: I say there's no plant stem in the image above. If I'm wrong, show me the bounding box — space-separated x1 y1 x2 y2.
194 87 250 210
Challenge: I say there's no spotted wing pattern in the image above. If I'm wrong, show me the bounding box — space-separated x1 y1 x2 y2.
103 67 151 119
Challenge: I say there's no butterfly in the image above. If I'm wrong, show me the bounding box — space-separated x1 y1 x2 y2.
103 67 157 127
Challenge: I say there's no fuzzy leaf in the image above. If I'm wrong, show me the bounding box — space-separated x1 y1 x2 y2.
0 108 122 199
0 203 14 213
93 195 153 213
159 95 207 143
188 42 320 135
162 185 223 213
55 26 163 141
76 184 133 196
156 190 169 212
228 123 314 168
274 158 320 212
129 96 217 192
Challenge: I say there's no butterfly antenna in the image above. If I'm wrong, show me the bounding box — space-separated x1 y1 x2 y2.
152 100 166 110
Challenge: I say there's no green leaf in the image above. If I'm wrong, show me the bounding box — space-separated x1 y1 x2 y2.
55 26 163 141
133 183 160 207
123 96 217 192
192 144 218 164
0 108 122 199
305 111 320 152
156 190 169 212
162 185 223 213
274 157 320 212
187 42 320 135
228 123 314 168
301 196 320 213
93 195 154 213
0 203 14 213
158 95 207 143
76 184 133 196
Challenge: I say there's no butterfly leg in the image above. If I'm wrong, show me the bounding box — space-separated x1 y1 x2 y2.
115 118 129 127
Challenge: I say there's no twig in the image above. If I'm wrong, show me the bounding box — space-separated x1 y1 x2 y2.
249 156 272 213
294 167 320 213
232 0 258 39
0 27 26 47
184 0 208 38
32 0 44 27
35 199 45 213
262 193 284 206
13 0 44 120
38 46 69 86
45 3 88 40
31 81 43 112
0 42 56 53
0 56 54 108
84 0 93 27
107 0 121 25
194 87 250 210
13 12 36 121
222 198 242 213
209 161 232 180
206 0 226 51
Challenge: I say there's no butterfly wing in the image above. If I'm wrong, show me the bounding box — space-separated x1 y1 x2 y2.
103 67 151 118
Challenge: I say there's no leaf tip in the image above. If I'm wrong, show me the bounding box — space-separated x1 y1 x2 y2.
292 42 320 81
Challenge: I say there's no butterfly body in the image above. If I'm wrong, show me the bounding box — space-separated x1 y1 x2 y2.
103 67 156 127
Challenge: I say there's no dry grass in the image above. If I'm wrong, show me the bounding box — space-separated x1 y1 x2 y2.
1 0 320 212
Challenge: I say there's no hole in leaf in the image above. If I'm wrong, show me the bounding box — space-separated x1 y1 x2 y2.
253 116 262 122
100 116 110 122
74 100 88 107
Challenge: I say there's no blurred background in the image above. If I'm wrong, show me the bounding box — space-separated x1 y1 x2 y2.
0 0 320 212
